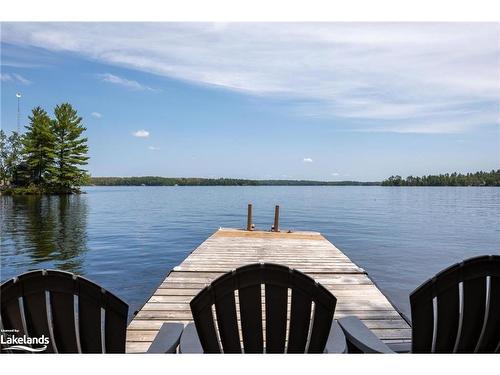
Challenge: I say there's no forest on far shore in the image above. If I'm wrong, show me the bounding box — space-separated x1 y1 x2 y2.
89 177 379 186
88 170 500 187
381 170 500 186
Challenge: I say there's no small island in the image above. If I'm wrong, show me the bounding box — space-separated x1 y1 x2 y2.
0 103 89 195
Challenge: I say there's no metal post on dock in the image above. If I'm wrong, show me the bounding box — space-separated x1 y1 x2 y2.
247 203 253 231
273 205 280 232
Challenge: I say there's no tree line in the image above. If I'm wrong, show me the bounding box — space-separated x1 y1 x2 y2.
91 171 500 187
0 103 89 194
90 176 380 186
381 170 500 186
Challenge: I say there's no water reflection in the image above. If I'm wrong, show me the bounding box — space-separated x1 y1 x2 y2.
1 194 88 275
1 186 499 317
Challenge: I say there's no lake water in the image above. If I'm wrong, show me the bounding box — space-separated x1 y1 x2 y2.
1 186 499 320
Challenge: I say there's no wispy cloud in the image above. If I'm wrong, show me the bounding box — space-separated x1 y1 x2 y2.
331 172 340 176
1 72 32 84
2 23 499 133
11 73 32 85
303 158 313 163
98 73 159 92
148 146 160 150
91 112 102 118
132 129 150 138
1 61 44 68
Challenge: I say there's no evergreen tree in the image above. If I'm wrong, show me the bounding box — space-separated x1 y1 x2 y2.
0 130 7 184
23 107 56 184
49 103 89 192
4 131 25 185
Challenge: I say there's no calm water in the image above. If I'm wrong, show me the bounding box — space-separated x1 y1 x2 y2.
1 186 499 319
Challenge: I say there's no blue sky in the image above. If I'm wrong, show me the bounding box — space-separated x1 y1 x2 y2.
1 23 499 180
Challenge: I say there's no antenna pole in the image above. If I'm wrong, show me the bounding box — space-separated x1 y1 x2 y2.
16 93 21 132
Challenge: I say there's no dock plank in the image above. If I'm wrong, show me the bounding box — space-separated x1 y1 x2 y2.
126 228 411 352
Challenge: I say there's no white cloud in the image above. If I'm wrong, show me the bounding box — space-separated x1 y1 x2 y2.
98 73 158 91
91 112 102 118
11 73 31 85
2 23 499 133
331 172 340 176
132 129 150 137
303 158 313 163
148 146 160 150
1 72 32 84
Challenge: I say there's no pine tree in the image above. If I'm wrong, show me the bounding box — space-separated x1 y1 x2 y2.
49 103 89 192
0 130 7 185
23 106 56 184
5 131 25 185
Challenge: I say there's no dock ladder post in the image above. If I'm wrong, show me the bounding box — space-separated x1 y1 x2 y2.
272 205 280 232
247 203 253 231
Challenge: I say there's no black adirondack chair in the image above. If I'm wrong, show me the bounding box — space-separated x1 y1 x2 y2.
0 269 183 353
179 263 347 353
337 255 500 353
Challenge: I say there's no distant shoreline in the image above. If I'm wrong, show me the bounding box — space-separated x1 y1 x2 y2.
87 177 380 186
86 171 500 187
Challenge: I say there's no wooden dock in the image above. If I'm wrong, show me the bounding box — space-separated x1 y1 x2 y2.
126 228 411 353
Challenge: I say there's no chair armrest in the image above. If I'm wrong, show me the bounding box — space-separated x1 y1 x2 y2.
387 341 411 353
146 323 184 353
179 322 204 353
323 320 347 353
337 316 395 353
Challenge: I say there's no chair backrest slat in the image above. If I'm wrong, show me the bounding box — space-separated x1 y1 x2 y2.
456 277 486 352
307 303 335 353
0 281 27 352
409 297 434 353
434 286 460 352
410 255 500 354
192 304 221 353
264 283 288 353
215 291 241 353
50 291 79 353
104 301 129 353
476 276 500 352
11 271 55 353
23 292 54 353
190 263 337 354
0 269 128 354
77 279 105 353
45 270 79 353
238 285 263 353
287 289 312 353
